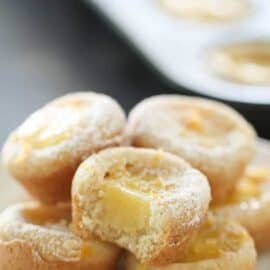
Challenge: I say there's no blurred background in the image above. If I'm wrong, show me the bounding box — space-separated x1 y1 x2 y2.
0 0 269 146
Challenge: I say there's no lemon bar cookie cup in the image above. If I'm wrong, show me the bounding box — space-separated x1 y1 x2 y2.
125 214 256 270
72 147 211 265
127 95 256 202
0 202 120 270
2 92 127 204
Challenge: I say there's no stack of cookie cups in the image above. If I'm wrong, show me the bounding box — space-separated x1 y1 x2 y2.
0 92 263 270
125 94 263 269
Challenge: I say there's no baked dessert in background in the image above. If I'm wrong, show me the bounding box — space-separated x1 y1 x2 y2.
159 0 250 22
212 165 270 251
72 147 211 265
125 214 256 270
0 202 120 270
127 95 256 202
2 92 127 204
208 41 270 85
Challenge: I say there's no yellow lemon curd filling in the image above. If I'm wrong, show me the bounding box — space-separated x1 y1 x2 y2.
181 216 247 262
225 42 270 67
14 100 90 163
21 126 70 149
213 167 269 206
178 108 234 148
15 126 71 164
128 216 248 269
22 206 71 226
100 165 171 233
101 183 150 233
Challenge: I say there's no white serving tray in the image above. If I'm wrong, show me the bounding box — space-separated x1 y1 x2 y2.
87 0 270 105
1 139 270 268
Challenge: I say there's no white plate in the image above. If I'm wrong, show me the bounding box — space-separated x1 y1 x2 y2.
87 0 270 105
1 139 270 268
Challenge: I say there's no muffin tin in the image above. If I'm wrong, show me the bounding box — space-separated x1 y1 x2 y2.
86 0 270 105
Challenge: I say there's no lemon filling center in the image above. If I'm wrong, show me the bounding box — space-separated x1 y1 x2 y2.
101 183 150 233
22 206 72 232
80 242 94 259
214 167 269 206
229 43 270 67
182 218 247 262
24 128 70 148
129 218 247 269
15 100 91 163
178 109 234 148
99 165 171 233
